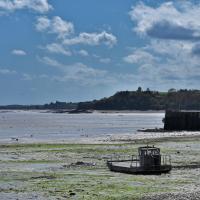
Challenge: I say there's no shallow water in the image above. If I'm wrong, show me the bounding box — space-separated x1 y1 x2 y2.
0 110 164 143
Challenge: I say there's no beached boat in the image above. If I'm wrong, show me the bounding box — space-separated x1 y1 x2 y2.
107 146 172 175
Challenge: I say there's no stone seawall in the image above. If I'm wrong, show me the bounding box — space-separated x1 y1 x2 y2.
164 110 200 131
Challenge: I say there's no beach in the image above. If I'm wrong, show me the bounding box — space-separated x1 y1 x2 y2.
0 111 200 199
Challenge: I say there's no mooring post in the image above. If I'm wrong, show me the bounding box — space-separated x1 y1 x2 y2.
164 155 166 165
136 156 137 168
130 155 133 167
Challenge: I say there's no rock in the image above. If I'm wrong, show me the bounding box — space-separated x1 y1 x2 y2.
69 190 76 196
70 161 96 167
11 137 18 141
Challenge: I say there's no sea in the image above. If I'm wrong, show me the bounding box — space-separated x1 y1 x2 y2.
0 110 164 143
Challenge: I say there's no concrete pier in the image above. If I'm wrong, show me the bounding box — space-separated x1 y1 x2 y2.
164 110 200 131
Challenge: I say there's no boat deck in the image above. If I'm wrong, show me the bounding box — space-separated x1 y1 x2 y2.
107 154 172 175
107 161 171 175
111 161 133 168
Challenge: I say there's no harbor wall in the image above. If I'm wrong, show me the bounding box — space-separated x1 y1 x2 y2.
164 110 200 131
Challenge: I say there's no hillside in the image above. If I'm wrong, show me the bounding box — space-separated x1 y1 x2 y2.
1 89 200 111
78 89 200 111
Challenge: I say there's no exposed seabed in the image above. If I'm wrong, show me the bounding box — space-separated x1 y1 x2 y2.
0 133 200 200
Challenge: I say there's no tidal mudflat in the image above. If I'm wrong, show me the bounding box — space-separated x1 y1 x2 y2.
0 110 164 143
0 136 200 200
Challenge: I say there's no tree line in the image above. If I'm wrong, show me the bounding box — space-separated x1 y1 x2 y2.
1 88 200 111
77 88 200 110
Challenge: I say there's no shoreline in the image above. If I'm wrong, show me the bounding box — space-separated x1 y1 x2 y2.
0 109 165 114
1 132 199 145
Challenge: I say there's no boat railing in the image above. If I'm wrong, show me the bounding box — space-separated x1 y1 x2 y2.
107 154 171 169
161 154 171 166
108 154 138 162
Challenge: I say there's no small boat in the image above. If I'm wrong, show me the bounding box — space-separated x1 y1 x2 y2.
107 145 172 175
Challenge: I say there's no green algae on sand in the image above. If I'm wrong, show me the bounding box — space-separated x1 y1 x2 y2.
0 137 200 199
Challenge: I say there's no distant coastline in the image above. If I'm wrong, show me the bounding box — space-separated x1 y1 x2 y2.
1 88 200 111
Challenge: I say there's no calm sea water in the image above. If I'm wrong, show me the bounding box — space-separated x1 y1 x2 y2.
0 110 164 142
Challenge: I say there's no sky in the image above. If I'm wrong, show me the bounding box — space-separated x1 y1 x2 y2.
0 0 200 104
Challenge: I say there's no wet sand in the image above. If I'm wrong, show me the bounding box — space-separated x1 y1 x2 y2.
0 110 164 144
0 135 200 200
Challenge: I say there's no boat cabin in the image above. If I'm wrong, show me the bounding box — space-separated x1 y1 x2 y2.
138 146 161 170
107 145 171 175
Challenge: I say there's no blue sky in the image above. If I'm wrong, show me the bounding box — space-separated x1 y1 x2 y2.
0 0 200 104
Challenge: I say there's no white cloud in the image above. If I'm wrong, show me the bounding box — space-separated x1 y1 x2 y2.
124 2 200 89
36 17 117 52
66 63 107 79
39 56 64 68
123 50 156 64
22 73 33 80
44 43 71 56
99 58 111 64
145 40 193 57
0 0 52 13
38 74 49 79
40 56 106 76
130 2 200 40
123 40 200 89
51 16 74 39
78 49 89 56
93 54 101 58
36 16 74 39
35 16 50 31
63 31 117 47
20 73 49 81
123 30 200 88
39 56 109 86
11 49 27 56
0 68 16 75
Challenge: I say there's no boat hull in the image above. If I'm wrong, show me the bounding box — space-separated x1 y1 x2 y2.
107 161 172 175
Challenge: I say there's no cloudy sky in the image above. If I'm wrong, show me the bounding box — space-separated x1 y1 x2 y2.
0 0 200 104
